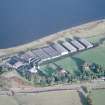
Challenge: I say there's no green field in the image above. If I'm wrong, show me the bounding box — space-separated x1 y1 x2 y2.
40 45 105 76
40 56 81 76
91 89 105 105
57 45 105 74
0 90 82 105
40 36 105 77
74 45 105 67
55 57 81 75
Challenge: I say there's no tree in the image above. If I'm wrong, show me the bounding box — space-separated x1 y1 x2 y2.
87 95 93 105
34 74 42 84
81 62 92 80
0 67 3 74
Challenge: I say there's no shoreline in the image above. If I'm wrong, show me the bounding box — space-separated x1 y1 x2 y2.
0 19 105 58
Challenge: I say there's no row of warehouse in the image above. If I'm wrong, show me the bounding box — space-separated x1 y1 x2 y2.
5 37 94 72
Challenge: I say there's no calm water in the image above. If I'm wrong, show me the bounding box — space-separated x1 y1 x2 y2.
0 0 105 48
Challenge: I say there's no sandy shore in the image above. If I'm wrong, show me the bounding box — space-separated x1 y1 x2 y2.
0 19 105 58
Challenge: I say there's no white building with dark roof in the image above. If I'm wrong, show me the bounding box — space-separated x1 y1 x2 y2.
28 66 38 73
6 56 24 69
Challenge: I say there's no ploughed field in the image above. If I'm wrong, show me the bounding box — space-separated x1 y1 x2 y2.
0 90 82 105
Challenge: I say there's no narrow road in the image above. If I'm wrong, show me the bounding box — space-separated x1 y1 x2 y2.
0 80 105 95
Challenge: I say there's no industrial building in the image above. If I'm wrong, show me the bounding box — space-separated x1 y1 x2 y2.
50 43 69 55
4 37 94 72
70 39 85 51
61 41 77 53
78 38 93 48
42 45 60 58
20 51 37 63
6 56 24 69
32 48 50 62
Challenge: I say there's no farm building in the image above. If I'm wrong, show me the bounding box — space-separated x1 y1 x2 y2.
6 56 24 69
61 41 77 53
20 51 39 63
12 61 24 69
42 45 60 58
32 48 51 62
50 43 69 56
78 38 93 48
70 39 85 51
5 37 94 70
28 66 38 73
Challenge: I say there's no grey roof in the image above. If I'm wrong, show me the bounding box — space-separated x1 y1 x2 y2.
32 48 50 60
70 40 85 50
78 38 93 48
12 61 24 69
50 43 68 55
62 41 77 53
42 46 60 57
20 51 36 62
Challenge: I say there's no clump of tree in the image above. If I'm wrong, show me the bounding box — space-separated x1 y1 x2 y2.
17 61 105 86
0 76 11 90
0 66 3 74
0 66 11 75
87 94 93 105
81 62 105 80
81 86 89 93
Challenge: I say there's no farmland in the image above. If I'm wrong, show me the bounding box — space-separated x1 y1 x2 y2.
91 89 105 105
0 90 83 105
40 46 105 77
0 20 105 105
74 45 105 67
40 34 105 77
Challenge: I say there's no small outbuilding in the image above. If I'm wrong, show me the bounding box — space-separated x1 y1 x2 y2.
28 66 38 74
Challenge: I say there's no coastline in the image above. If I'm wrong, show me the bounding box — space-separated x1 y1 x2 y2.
0 19 105 58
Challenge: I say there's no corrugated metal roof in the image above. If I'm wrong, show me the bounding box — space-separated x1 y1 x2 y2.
32 48 50 60
70 40 85 50
50 43 68 55
78 38 93 48
42 45 59 57
62 41 77 53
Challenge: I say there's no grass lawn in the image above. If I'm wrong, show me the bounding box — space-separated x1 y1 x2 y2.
86 34 105 43
91 89 105 105
74 45 105 67
40 35 105 77
40 45 105 77
55 57 81 75
40 64 57 76
40 56 81 76
0 90 83 105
